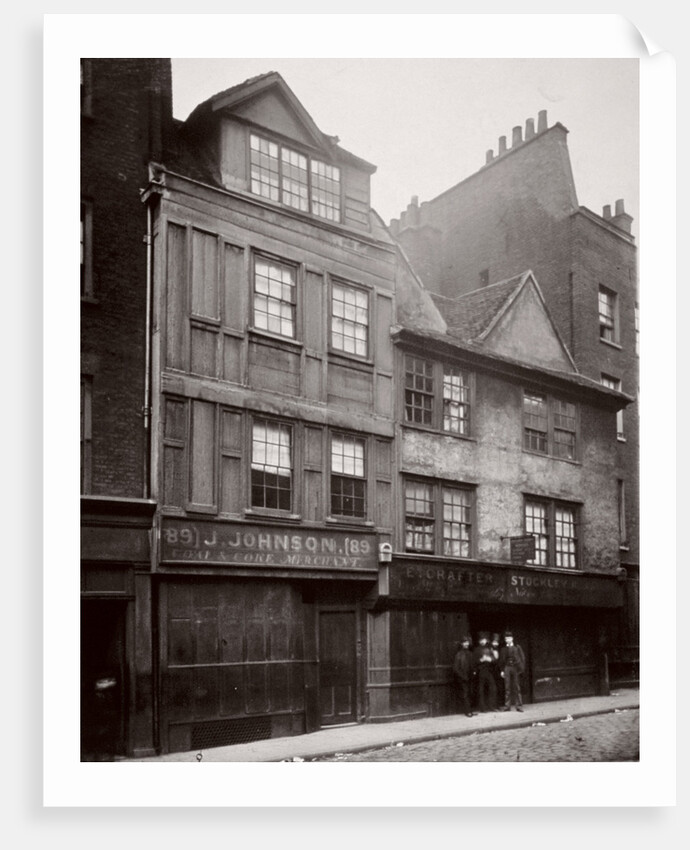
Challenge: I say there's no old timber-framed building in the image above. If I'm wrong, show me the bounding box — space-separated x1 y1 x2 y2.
390 112 639 688
81 60 633 759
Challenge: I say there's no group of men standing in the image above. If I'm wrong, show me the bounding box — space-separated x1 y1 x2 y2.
452 631 526 717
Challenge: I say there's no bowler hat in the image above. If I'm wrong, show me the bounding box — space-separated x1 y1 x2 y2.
504 630 513 638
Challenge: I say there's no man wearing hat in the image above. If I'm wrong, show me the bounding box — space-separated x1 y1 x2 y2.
490 633 503 705
499 631 526 711
452 636 475 717
473 631 497 712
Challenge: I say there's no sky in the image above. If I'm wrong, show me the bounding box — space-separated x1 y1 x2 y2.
171 58 639 236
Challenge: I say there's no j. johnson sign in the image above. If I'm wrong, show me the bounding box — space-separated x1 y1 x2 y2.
160 519 378 572
390 561 623 608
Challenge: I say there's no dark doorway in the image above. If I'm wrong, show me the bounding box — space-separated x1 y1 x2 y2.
81 600 127 760
318 610 357 726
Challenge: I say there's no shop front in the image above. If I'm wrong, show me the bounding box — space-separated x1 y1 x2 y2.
367 556 624 720
80 496 157 760
155 518 380 754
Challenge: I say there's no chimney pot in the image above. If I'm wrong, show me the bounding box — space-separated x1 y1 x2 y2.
615 199 625 216
411 195 419 206
498 135 507 154
603 205 612 219
525 118 535 139
537 109 548 132
512 126 523 146
486 149 494 164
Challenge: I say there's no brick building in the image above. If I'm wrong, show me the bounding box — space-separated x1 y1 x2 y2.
81 61 632 758
80 59 172 759
390 112 639 685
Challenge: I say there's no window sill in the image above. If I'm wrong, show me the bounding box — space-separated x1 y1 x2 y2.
617 435 627 443
328 350 374 372
325 516 375 527
619 544 630 552
81 294 99 305
402 423 475 442
599 338 623 350
247 327 303 350
244 508 302 523
522 449 581 466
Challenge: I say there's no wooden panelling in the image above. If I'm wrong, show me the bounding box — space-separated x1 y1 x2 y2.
191 229 219 319
161 580 306 728
304 354 323 400
303 469 323 523
374 374 393 417
165 223 188 370
327 362 372 411
248 340 300 395
222 334 242 383
375 480 392 529
303 271 324 350
375 293 394 371
221 409 243 452
163 444 186 509
190 325 218 377
223 243 246 331
304 425 323 468
189 400 216 508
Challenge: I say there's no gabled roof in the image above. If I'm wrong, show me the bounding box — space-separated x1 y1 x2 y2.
431 271 578 373
431 273 526 341
185 71 376 173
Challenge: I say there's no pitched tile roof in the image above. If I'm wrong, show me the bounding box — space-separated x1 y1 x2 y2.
431 273 528 342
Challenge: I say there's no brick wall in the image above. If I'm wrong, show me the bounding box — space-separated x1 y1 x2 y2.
81 59 172 497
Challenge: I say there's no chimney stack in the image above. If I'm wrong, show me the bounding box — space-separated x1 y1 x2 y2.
537 109 548 133
611 198 633 234
486 149 494 164
406 196 420 226
498 135 507 154
512 126 523 147
602 204 612 220
525 117 535 139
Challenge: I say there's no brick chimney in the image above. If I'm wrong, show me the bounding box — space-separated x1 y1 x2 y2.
525 117 535 139
537 109 548 133
611 199 633 234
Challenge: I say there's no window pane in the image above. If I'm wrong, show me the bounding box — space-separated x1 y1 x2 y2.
598 288 616 341
442 487 472 557
523 392 547 452
254 258 296 338
525 502 548 565
310 160 340 221
555 506 577 568
404 356 434 425
405 481 434 552
331 283 368 357
251 419 292 510
250 134 280 201
443 367 470 434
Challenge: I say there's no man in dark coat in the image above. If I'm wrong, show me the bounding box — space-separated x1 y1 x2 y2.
499 630 526 711
472 631 498 712
452 636 475 717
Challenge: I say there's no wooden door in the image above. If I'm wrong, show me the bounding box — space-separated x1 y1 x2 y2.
318 610 357 726
80 600 127 760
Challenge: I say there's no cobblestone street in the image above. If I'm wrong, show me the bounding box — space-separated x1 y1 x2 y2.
315 709 639 762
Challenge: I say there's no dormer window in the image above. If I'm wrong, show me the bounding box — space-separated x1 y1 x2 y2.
250 133 341 223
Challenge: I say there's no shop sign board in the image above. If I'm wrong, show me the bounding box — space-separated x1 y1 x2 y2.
389 560 623 608
509 535 535 564
160 519 378 572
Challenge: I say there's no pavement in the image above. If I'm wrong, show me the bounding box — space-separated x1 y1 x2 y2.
127 687 639 763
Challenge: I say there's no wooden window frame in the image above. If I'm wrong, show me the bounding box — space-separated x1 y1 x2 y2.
329 432 368 520
524 497 580 570
250 416 294 515
80 375 93 494
403 353 473 437
330 279 370 361
403 477 475 558
522 390 579 461
598 286 619 344
81 199 94 299
601 374 625 440
251 253 299 342
248 131 342 223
